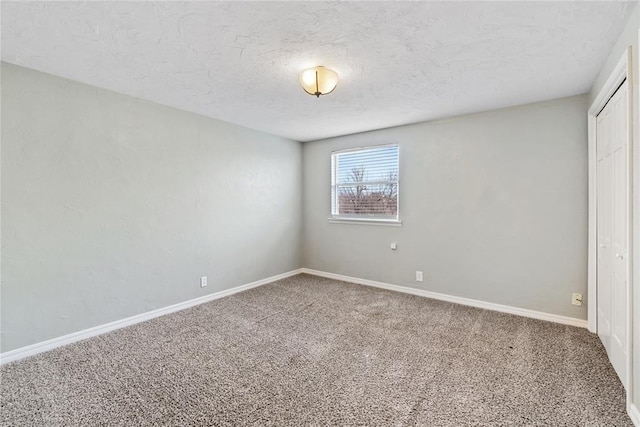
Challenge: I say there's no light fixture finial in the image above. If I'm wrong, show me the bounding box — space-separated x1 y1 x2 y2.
299 66 338 98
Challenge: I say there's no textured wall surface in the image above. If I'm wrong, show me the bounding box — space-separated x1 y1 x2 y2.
1 1 634 141
303 95 589 320
1 63 302 352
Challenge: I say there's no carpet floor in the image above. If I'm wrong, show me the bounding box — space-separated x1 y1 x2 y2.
0 274 631 426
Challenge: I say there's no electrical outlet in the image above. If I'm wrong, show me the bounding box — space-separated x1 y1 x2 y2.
572 293 582 306
200 276 208 288
416 271 423 282
390 242 398 250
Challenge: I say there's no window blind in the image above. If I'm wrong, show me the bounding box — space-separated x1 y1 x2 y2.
331 145 399 219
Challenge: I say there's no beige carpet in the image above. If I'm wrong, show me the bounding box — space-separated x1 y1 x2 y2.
0 274 631 426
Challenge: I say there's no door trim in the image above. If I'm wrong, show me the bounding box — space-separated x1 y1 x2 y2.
587 46 633 401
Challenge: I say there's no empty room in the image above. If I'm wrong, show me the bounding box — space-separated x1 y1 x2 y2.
1 1 640 425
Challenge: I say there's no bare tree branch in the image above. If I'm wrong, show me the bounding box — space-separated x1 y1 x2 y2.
338 166 397 215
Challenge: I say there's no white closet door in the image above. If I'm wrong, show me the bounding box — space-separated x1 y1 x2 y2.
596 80 629 389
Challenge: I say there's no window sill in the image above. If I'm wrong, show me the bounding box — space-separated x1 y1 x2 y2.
328 218 403 227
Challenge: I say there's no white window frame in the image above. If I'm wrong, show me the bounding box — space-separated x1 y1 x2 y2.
329 144 401 226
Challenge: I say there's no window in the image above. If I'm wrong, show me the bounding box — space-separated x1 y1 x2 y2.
331 144 399 223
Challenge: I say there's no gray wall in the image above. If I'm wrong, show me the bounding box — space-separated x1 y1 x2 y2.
303 95 589 320
588 2 640 412
1 63 302 352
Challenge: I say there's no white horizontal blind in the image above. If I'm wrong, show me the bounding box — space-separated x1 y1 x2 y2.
331 145 399 219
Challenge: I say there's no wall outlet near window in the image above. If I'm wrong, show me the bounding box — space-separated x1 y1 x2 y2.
200 276 208 288
416 271 423 282
571 293 582 306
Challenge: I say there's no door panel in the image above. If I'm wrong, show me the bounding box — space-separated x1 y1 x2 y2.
597 154 611 352
595 80 628 389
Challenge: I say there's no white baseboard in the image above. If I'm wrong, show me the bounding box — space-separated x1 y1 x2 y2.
630 403 640 426
0 269 304 365
301 268 588 328
0 267 589 365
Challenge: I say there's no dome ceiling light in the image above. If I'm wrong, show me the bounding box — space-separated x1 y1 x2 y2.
299 66 338 98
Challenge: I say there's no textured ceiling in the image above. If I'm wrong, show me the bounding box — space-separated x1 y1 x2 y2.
1 1 636 142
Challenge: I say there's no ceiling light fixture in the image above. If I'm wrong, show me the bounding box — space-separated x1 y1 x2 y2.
299 66 338 98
